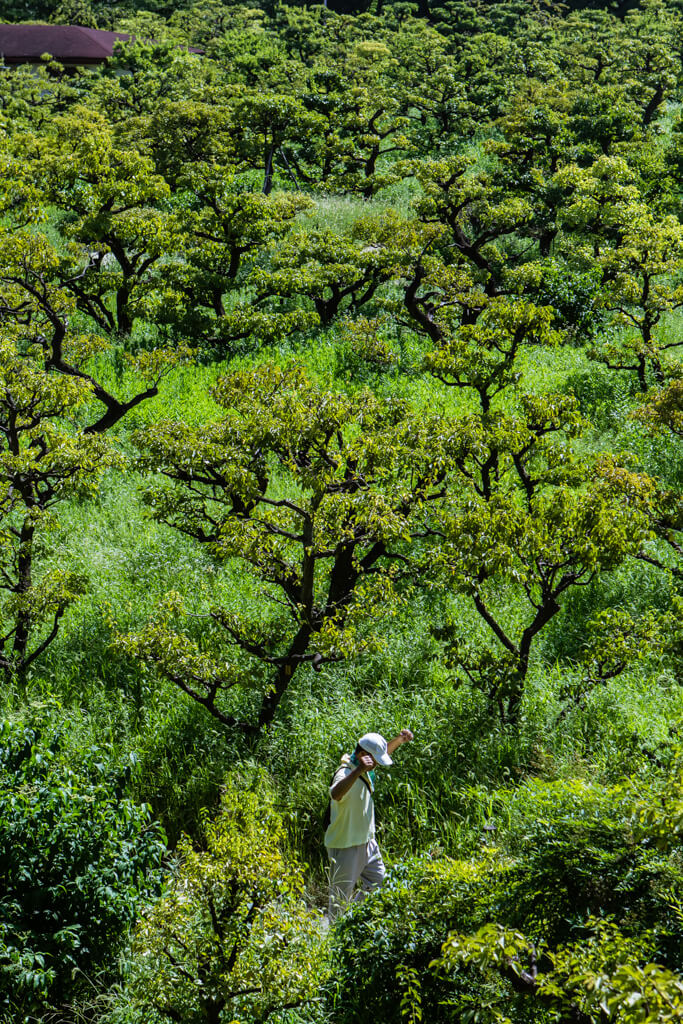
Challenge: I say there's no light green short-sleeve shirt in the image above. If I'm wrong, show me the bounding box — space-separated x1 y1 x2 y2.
324 755 375 849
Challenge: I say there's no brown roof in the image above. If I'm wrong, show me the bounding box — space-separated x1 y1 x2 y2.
0 24 132 64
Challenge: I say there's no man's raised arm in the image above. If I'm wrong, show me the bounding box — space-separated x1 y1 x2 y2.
387 729 414 755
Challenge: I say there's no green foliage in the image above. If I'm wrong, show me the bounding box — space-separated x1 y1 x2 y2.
438 918 683 1024
532 259 605 343
0 718 165 1020
12 107 179 340
328 855 505 1024
590 208 683 390
250 210 414 329
0 333 115 677
117 360 454 733
428 401 653 720
630 379 683 583
150 170 313 354
125 774 329 1024
432 769 683 1022
0 1 681 1018
128 696 237 846
332 768 683 1024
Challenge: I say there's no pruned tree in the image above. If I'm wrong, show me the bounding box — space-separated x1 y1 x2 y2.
390 21 476 154
591 209 683 390
0 222 182 676
0 332 112 678
0 228 182 434
558 159 683 388
229 90 322 195
404 281 560 413
12 108 178 340
301 46 413 198
117 362 452 735
391 241 652 723
248 210 420 330
412 155 534 296
141 162 313 353
427 400 652 722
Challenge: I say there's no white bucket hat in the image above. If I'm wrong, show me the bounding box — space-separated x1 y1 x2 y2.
358 732 392 767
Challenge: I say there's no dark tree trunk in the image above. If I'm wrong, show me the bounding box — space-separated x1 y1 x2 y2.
12 517 34 673
539 228 556 258
257 623 314 730
263 143 275 196
637 355 648 392
642 82 665 126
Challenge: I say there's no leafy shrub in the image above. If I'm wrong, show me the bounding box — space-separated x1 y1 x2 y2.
0 719 165 1020
433 773 683 1022
436 917 683 1024
126 773 329 1024
328 771 683 1023
326 855 508 1024
494 776 683 949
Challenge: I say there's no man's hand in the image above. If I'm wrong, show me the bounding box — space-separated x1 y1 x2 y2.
330 753 376 801
387 729 414 755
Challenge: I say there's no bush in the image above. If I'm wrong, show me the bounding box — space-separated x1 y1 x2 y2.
326 854 508 1024
328 771 683 1024
0 719 166 1020
125 773 330 1024
494 776 681 947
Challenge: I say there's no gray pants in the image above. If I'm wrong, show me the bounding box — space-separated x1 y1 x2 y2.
326 838 386 920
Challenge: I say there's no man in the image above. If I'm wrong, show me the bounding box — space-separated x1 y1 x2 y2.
324 728 414 920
